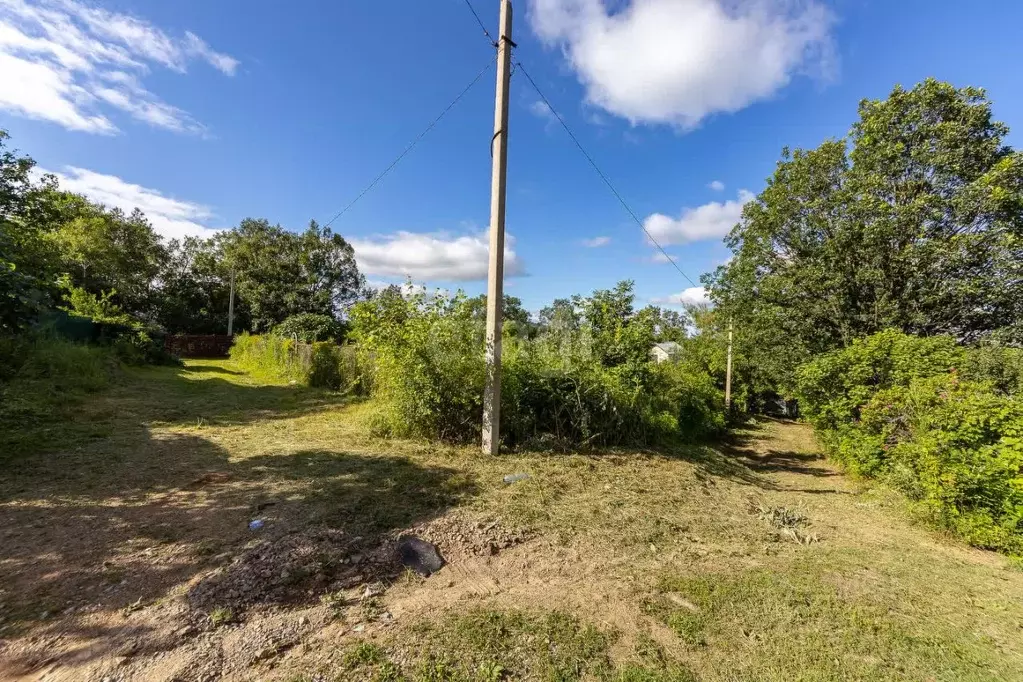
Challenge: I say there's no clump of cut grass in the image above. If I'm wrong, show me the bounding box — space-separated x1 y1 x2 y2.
208 606 234 627
751 502 820 544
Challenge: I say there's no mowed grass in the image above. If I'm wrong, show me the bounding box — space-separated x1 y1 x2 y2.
2 359 1022 681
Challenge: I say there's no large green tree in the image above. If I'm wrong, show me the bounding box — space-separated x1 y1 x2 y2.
218 218 366 332
708 79 1023 392
0 131 51 331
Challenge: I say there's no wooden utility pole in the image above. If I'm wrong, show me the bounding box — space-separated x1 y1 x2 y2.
227 270 236 336
482 0 514 455
725 317 733 410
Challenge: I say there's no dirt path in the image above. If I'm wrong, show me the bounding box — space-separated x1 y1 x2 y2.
1 364 1021 681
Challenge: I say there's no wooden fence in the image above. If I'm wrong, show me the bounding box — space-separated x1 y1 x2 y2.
165 334 235 358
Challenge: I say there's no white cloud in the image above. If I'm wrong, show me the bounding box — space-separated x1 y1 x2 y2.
41 166 220 241
582 236 610 247
529 0 834 128
708 180 725 191
529 99 556 121
644 189 754 245
350 231 525 282
0 0 237 134
650 251 673 264
652 286 711 307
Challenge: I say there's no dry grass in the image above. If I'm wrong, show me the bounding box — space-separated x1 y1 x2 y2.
1 360 1022 681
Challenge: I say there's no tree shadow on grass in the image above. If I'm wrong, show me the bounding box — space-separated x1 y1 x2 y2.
0 432 476 673
182 363 244 375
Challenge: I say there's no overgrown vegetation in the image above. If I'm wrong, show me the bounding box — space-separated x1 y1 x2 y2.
229 331 371 393
349 281 724 447
0 334 118 456
798 330 1023 554
708 80 1023 396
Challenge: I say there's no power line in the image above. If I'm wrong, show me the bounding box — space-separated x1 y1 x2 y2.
322 54 497 230
514 60 701 289
462 0 497 46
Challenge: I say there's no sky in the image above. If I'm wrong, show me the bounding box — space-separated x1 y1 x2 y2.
2 0 1023 313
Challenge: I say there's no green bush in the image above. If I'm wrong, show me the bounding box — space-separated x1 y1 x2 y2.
229 332 370 393
797 330 1023 554
350 288 725 446
55 278 179 366
0 334 116 451
856 376 1023 554
229 332 311 384
961 344 1023 396
796 329 964 431
274 313 347 343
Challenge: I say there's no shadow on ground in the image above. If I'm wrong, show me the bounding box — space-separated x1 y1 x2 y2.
0 363 477 668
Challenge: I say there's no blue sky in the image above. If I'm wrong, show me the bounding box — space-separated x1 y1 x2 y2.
3 0 1023 312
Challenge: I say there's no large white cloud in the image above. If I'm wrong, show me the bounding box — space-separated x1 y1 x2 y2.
645 189 754 245
0 0 237 134
40 166 220 241
350 231 525 282
652 286 711 307
529 0 834 128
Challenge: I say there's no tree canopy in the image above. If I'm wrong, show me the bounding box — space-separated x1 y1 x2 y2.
707 79 1023 392
0 129 370 336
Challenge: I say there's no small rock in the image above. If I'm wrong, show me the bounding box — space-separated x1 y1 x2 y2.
298 616 309 626
363 584 384 599
503 473 530 484
353 624 365 633
349 554 363 565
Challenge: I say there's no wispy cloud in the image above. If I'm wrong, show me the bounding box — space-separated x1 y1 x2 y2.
644 190 754 245
651 286 711 307
581 236 611 248
707 180 725 191
529 99 556 122
40 166 220 241
350 231 524 282
529 0 835 129
0 0 237 134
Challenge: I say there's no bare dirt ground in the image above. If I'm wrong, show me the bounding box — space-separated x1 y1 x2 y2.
2 361 1022 681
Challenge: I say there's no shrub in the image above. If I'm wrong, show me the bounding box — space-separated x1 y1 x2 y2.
797 330 1023 555
796 329 964 431
855 376 1023 554
229 333 371 394
55 278 179 366
308 342 373 393
229 332 310 384
350 289 725 446
961 344 1023 396
274 313 347 343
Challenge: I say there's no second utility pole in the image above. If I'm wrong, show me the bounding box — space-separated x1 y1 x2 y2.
725 317 733 410
482 0 514 455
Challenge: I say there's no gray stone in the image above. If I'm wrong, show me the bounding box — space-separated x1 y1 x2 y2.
397 535 445 577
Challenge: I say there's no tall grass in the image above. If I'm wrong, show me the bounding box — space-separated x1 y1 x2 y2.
0 334 117 455
229 332 371 393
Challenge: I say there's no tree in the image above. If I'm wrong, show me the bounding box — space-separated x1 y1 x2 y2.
218 218 367 332
0 131 57 331
156 236 238 334
573 280 655 371
708 79 1023 392
45 197 167 318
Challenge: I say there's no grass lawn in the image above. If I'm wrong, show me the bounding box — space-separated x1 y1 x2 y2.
1 359 1021 681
